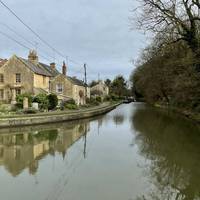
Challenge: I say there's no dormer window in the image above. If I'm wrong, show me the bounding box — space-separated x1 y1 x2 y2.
56 83 63 93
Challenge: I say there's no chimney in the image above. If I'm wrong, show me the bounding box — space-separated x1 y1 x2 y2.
50 62 56 71
28 50 38 65
62 61 67 76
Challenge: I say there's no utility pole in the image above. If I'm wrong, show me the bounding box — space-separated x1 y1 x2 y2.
84 63 87 101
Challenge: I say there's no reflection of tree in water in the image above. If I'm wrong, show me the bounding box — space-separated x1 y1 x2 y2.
132 107 200 200
113 114 125 125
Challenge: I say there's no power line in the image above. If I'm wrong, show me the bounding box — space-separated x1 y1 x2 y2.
0 22 56 61
0 0 67 59
0 30 30 50
0 0 89 77
0 30 83 75
0 30 57 66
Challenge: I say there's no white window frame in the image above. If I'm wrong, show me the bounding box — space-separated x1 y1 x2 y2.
56 83 63 94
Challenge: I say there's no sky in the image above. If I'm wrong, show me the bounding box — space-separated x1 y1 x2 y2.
0 0 148 82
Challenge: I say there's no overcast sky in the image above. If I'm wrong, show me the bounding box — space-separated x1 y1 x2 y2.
0 0 148 82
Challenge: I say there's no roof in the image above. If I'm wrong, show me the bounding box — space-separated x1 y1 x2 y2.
0 59 8 67
12 55 86 86
18 57 53 77
67 76 86 87
91 81 107 88
39 62 60 77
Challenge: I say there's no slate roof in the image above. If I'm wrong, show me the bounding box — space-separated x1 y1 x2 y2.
16 55 86 86
0 59 7 67
18 57 53 77
39 62 60 77
67 76 86 87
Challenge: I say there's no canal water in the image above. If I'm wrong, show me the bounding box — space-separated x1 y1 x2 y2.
0 103 200 200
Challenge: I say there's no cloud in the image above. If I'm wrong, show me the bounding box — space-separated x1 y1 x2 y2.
0 0 147 81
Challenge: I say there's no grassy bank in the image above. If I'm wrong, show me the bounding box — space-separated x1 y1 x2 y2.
155 103 200 124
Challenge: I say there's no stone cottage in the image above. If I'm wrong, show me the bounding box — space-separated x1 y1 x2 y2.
50 62 89 105
0 51 52 104
0 51 89 105
90 80 109 97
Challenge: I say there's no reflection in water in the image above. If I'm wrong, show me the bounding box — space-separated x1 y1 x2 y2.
132 106 200 200
113 114 125 125
0 121 90 177
0 104 200 200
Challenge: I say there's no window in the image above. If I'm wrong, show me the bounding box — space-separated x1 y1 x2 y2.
15 88 21 95
56 83 63 93
0 74 4 83
0 89 4 100
16 73 21 83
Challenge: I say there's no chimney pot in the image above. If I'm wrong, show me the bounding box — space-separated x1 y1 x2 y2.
50 62 56 70
62 61 67 76
28 50 38 65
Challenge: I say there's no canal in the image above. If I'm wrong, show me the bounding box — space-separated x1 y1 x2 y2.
0 103 200 200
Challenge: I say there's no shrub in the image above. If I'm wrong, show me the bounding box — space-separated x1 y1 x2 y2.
66 99 76 105
60 99 76 110
89 97 100 106
111 94 119 101
104 95 111 101
33 93 49 110
96 96 102 103
65 103 78 110
86 97 91 104
47 94 58 110
16 93 33 108
23 108 37 114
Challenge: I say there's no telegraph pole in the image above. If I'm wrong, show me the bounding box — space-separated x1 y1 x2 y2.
84 63 87 100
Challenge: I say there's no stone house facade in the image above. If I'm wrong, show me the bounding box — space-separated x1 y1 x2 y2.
50 63 89 105
0 51 89 105
90 80 109 97
0 51 52 104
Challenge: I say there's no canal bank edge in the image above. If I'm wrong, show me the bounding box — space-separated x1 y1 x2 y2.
155 103 200 124
0 103 121 128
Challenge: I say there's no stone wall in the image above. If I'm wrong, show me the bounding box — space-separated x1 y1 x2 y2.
50 75 86 105
50 74 73 100
33 74 50 91
0 103 119 127
0 55 34 103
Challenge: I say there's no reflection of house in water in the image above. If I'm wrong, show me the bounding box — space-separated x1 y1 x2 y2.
0 122 90 177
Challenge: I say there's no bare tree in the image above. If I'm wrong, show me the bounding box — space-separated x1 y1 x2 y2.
132 0 200 58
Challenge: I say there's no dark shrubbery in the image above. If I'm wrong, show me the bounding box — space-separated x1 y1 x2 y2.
65 99 76 105
96 96 102 103
60 99 78 110
23 108 37 114
47 94 58 110
65 103 78 110
33 93 49 110
89 97 100 106
104 95 111 101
